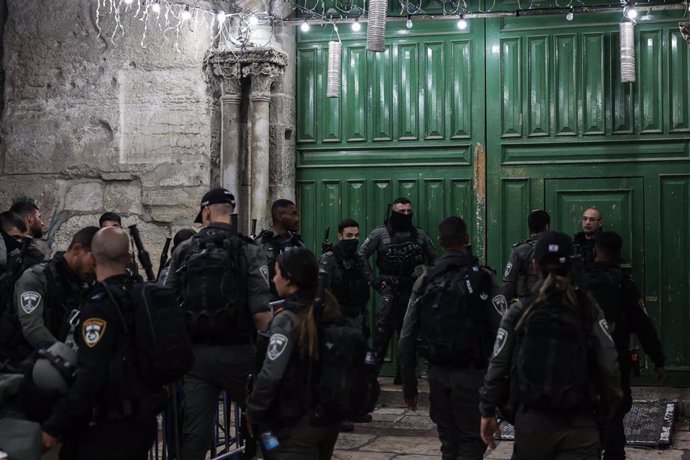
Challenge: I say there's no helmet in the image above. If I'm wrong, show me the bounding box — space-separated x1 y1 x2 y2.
32 342 78 393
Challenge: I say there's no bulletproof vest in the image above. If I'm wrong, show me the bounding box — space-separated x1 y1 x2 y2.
582 265 627 346
101 285 167 421
417 256 492 366
257 230 304 298
513 293 594 411
180 228 251 341
328 250 369 311
43 259 87 343
515 239 539 298
377 226 425 276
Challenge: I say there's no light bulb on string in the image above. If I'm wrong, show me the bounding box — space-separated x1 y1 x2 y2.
181 6 192 21
352 18 361 32
566 8 574 21
300 20 310 32
124 0 133 4
457 14 467 30
625 5 638 20
249 15 260 27
217 10 226 24
406 15 413 29
151 0 160 13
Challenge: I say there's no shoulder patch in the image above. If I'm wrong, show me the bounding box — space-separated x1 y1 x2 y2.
492 295 508 316
267 333 288 361
493 328 508 356
82 318 107 348
259 265 270 286
503 262 513 278
598 319 614 343
20 291 42 314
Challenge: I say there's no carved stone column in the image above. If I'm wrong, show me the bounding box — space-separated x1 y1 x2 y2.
219 64 242 198
243 60 284 231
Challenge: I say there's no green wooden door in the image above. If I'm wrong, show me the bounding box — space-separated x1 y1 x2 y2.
296 21 487 374
484 8 690 383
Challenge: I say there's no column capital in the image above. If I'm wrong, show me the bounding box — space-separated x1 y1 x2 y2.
242 62 284 99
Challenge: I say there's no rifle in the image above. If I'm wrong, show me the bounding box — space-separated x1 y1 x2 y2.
321 227 332 254
128 224 156 281
157 237 172 280
250 219 258 240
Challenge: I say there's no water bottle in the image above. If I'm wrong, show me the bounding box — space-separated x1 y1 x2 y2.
261 431 279 452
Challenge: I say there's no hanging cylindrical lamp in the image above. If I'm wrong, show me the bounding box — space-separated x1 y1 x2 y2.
366 0 388 52
326 41 342 98
620 22 636 83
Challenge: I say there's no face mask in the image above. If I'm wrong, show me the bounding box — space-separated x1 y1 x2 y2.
338 239 358 256
389 211 413 232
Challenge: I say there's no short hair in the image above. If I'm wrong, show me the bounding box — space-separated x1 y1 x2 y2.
595 231 623 259
392 197 412 206
528 209 550 233
271 199 296 220
438 216 468 249
67 226 100 251
173 228 196 248
0 211 27 234
99 212 122 227
9 200 39 218
584 207 603 220
337 218 359 233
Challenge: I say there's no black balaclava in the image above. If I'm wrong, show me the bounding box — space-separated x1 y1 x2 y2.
389 211 413 232
337 239 358 257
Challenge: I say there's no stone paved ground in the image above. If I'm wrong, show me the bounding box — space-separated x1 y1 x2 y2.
333 379 690 459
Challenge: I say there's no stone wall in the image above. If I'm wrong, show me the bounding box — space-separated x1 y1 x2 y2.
0 0 298 268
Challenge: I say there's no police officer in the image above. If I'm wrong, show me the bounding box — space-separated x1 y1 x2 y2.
9 200 48 263
12 226 99 421
157 228 195 285
256 199 305 301
0 211 26 275
502 209 550 303
98 212 122 228
41 226 165 460
165 188 271 460
247 247 340 459
583 231 665 460
319 218 372 429
399 217 504 460
479 232 622 460
574 207 603 266
358 197 437 377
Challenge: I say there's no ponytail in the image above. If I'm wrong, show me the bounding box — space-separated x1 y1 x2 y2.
534 271 579 310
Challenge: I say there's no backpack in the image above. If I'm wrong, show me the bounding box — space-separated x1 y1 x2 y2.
314 317 380 422
417 260 493 366
180 230 250 340
106 282 194 387
582 267 625 334
513 298 593 411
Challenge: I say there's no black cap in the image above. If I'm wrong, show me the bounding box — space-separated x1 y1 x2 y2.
534 231 573 268
194 188 236 223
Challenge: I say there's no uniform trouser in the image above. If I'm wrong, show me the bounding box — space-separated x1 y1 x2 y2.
180 343 256 460
59 417 156 460
273 413 339 460
428 365 487 460
601 373 633 460
512 407 600 460
372 286 412 372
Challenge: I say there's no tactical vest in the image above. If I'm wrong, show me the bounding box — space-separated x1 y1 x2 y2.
377 226 425 277
515 239 539 298
328 251 369 313
257 230 304 298
582 266 628 349
43 260 86 343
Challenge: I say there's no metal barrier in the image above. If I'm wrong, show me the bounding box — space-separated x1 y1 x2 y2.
149 388 245 460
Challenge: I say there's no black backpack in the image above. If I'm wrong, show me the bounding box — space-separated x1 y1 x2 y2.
513 298 592 410
180 230 249 340
417 260 493 366
582 267 625 334
106 282 194 387
314 317 380 422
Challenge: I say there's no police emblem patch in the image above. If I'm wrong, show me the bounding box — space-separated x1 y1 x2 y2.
259 265 270 286
492 295 508 316
504 262 513 278
82 318 107 348
493 328 508 356
267 333 288 361
20 291 41 314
